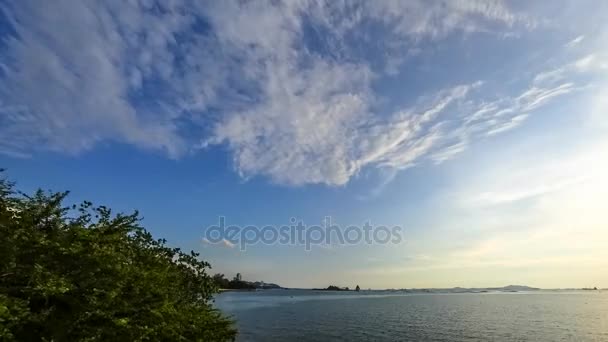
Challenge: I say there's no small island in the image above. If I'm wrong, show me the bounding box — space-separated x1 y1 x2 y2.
313 285 361 291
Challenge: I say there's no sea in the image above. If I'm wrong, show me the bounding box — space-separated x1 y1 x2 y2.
214 289 608 341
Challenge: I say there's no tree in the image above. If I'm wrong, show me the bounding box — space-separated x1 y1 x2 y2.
212 273 254 290
0 172 236 341
355 285 360 292
213 274 230 289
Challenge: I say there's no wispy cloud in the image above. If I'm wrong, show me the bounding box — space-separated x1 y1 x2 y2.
0 0 198 157
564 35 585 48
0 0 600 187
459 140 607 207
534 53 607 86
202 238 235 249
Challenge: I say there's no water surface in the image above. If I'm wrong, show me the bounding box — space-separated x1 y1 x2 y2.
215 290 608 341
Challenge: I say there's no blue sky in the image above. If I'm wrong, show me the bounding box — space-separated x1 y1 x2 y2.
1 0 607 288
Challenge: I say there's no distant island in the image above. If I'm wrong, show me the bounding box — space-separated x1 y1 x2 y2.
313 285 351 291
487 285 540 292
213 273 283 290
382 285 541 293
313 284 361 291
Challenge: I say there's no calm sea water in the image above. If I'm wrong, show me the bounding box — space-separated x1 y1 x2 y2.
215 290 608 341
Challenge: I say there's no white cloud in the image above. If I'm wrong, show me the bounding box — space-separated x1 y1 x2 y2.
534 53 608 86
431 140 468 164
574 54 608 72
196 0 534 186
364 0 528 37
428 80 579 162
564 35 584 48
485 114 528 136
0 0 201 157
459 139 607 208
202 238 235 249
221 239 236 249
0 0 592 186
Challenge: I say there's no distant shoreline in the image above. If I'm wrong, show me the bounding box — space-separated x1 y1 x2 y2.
218 288 256 292
218 285 606 294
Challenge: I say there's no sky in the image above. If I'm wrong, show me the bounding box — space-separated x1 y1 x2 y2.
1 0 607 289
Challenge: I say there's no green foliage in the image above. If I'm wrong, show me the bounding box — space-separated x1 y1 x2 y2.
0 172 236 341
